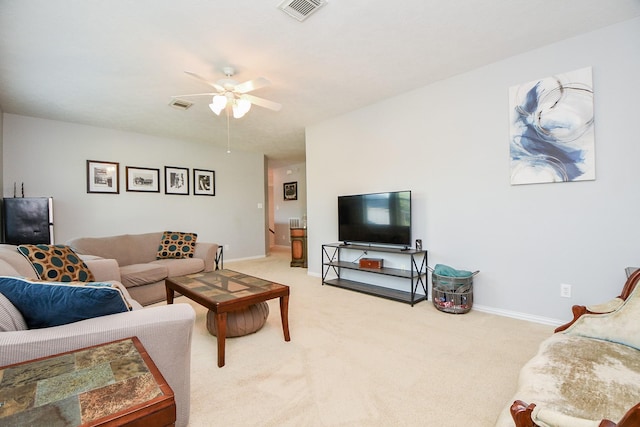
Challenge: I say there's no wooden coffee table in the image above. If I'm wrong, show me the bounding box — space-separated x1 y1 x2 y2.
0 337 175 426
165 269 291 367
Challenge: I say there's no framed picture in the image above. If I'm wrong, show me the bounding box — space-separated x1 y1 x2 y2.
284 181 297 201
165 166 189 195
87 160 119 194
126 166 160 192
193 169 215 196
509 66 595 185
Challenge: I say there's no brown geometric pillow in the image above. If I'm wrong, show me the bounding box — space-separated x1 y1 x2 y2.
156 231 197 259
16 244 95 282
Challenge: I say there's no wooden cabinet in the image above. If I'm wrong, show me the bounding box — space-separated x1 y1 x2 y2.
290 228 307 267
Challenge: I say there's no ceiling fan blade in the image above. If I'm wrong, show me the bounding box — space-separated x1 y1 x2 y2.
243 94 282 111
184 71 225 92
234 77 271 94
172 92 216 98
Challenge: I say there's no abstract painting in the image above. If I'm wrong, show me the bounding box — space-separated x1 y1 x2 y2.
509 67 595 185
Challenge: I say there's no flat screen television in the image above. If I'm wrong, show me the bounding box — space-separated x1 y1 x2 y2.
338 190 411 248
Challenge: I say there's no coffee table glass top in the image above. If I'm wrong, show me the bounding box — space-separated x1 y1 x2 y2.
168 269 287 302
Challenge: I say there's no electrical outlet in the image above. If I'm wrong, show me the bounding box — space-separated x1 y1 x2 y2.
224 244 230 251
560 283 572 298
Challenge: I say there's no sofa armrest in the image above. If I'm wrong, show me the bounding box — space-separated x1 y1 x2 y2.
511 400 640 427
585 298 625 314
193 242 219 272
83 256 122 282
0 303 195 427
555 269 640 337
532 404 601 427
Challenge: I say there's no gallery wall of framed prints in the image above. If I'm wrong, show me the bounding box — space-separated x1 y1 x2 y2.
86 160 215 196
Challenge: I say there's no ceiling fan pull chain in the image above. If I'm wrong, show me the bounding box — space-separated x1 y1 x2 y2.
226 108 231 154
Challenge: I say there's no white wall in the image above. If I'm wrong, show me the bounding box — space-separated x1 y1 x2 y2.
271 162 307 247
0 110 3 200
2 114 266 260
306 18 640 323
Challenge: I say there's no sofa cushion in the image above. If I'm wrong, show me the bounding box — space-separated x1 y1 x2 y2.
0 277 131 329
120 263 168 288
0 245 44 279
0 292 28 331
17 244 95 282
0 258 20 277
152 258 205 277
156 231 197 259
502 333 640 424
68 232 164 266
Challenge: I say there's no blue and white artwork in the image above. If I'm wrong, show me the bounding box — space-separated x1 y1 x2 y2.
509 67 595 185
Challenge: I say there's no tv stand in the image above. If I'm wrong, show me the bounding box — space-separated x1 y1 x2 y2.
322 243 428 306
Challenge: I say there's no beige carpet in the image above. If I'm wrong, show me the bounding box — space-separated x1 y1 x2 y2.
178 247 552 426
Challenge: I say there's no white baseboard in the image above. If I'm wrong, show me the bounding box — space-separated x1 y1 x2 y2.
225 254 266 263
465 304 564 327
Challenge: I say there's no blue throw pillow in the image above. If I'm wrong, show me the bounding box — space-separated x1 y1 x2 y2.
0 277 131 329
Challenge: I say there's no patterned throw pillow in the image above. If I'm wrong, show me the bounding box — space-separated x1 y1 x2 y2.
0 277 131 329
157 231 197 259
17 244 95 282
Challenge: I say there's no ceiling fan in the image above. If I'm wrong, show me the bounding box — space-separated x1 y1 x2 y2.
173 67 282 119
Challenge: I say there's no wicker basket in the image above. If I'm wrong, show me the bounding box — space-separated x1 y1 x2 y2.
431 271 478 314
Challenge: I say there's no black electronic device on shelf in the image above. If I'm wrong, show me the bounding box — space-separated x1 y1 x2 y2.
337 190 411 248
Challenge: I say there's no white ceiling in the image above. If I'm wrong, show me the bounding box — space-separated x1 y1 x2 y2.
1 1 639 168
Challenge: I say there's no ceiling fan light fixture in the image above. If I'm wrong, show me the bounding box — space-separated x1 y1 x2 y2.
209 94 227 115
238 97 252 114
177 69 279 120
232 103 245 119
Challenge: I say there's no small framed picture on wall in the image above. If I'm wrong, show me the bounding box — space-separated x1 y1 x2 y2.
126 166 160 192
87 160 119 194
165 166 189 195
193 169 215 196
284 181 297 201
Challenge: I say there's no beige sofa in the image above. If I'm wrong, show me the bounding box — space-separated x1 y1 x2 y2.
68 232 220 305
495 269 640 427
0 245 195 427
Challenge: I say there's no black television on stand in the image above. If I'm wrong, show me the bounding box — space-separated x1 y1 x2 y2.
338 190 411 249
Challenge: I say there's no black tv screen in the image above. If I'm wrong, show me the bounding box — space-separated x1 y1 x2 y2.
338 190 411 247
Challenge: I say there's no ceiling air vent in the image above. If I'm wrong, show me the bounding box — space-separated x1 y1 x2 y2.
278 0 326 22
169 98 193 110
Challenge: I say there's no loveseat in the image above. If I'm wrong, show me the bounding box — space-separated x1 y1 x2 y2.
0 245 196 427
495 269 640 427
68 231 220 305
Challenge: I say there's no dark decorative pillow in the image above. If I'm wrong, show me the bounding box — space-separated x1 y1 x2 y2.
17 244 95 282
157 231 197 259
0 277 131 329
